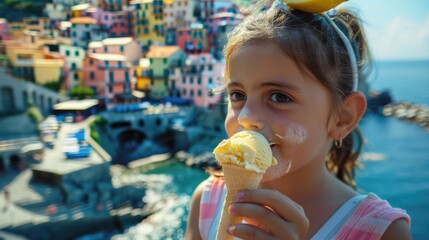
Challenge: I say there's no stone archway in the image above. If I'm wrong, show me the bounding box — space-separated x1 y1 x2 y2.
1 87 15 113
0 156 5 173
10 154 22 170
114 129 147 165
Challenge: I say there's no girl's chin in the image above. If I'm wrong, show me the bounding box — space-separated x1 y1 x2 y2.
261 160 292 182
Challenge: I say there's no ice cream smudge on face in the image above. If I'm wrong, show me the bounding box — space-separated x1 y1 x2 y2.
275 124 307 145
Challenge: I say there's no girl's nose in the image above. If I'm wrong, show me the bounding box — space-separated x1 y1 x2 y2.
237 104 264 131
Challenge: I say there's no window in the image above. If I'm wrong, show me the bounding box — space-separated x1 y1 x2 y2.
190 89 194 96
120 46 124 52
74 72 79 80
90 72 94 79
75 51 79 56
89 59 93 65
118 61 122 68
163 58 167 64
197 77 201 85
125 71 129 82
182 77 186 84
182 89 186 95
208 64 213 71
110 71 114 82
198 89 202 96
65 50 70 56
208 77 213 84
190 77 193 84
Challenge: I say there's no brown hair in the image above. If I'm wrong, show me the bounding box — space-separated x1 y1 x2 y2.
222 6 372 188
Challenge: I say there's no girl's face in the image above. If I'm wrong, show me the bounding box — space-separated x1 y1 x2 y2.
225 42 335 182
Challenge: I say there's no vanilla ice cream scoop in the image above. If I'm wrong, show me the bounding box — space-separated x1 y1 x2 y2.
214 131 278 240
213 130 277 173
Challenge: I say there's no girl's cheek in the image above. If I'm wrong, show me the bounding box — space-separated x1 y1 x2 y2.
262 122 308 182
277 122 308 145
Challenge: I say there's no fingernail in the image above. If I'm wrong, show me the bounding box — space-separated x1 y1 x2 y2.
227 225 236 234
237 191 245 201
228 203 235 213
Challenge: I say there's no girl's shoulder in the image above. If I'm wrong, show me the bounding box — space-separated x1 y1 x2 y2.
335 193 411 239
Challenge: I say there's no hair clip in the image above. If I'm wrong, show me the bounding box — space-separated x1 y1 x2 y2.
269 0 289 12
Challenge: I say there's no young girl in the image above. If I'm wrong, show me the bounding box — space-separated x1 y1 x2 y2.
186 1 411 239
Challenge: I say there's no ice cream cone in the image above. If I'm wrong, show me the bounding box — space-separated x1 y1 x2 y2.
216 164 263 240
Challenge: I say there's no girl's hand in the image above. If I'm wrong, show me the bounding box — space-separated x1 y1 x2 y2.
226 189 309 240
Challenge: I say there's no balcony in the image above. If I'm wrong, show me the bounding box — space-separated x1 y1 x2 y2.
14 59 34 67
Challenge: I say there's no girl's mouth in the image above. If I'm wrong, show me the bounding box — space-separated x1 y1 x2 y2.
269 142 279 149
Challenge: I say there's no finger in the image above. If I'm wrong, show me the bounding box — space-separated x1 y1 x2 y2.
237 189 309 234
230 202 298 237
227 224 276 240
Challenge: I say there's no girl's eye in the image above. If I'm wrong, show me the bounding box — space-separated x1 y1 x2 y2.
230 92 246 102
270 92 292 103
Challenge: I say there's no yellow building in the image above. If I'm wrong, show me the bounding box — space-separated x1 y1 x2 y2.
145 45 187 99
34 59 65 85
131 0 165 48
71 3 91 18
9 22 26 40
23 18 51 36
134 58 152 91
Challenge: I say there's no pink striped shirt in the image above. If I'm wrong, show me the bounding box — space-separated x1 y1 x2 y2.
198 177 410 240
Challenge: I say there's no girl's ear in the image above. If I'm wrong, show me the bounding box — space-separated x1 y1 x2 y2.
329 91 367 139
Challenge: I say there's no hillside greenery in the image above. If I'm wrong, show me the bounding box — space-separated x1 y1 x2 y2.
0 0 50 22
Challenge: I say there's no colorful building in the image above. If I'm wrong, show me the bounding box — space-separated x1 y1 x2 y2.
109 9 134 38
163 0 196 29
33 58 65 86
176 23 209 54
70 17 108 49
59 45 86 89
198 0 215 25
71 3 91 18
0 19 11 42
82 53 136 109
88 37 142 64
145 45 187 99
133 58 152 98
208 12 243 58
23 18 53 37
4 38 43 82
131 0 165 49
44 3 68 20
169 53 222 107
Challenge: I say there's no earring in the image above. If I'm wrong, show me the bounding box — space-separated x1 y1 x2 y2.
335 139 343 148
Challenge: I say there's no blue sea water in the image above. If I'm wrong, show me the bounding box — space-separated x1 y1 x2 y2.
112 60 429 239
357 60 429 239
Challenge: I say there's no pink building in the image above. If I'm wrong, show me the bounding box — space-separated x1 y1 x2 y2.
88 37 142 64
169 53 222 108
208 12 243 58
0 19 11 42
82 53 136 109
109 10 134 38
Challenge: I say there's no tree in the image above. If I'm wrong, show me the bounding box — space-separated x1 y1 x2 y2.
70 85 95 99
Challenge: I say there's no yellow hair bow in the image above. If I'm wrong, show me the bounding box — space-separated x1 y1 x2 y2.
286 0 347 13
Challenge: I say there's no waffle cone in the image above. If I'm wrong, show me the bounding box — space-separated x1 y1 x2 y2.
216 165 263 240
